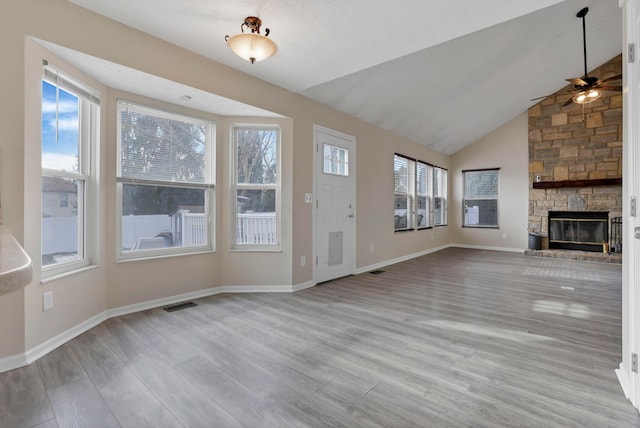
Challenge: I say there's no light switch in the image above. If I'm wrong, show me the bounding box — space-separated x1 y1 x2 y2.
305 193 312 204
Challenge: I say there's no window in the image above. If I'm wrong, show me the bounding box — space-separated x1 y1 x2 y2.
463 168 499 227
416 161 433 228
434 166 448 226
394 155 435 231
41 66 99 275
323 143 349 176
394 154 415 231
116 101 214 258
232 126 280 249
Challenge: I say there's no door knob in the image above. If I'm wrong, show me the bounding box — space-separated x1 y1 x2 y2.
635 227 640 239
348 213 354 218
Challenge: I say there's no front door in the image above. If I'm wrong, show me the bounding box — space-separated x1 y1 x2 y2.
314 126 355 283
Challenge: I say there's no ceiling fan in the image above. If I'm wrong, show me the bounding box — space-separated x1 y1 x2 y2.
531 7 622 106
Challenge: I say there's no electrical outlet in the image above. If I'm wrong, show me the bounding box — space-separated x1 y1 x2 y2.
300 256 306 267
43 291 53 311
369 244 374 253
502 233 508 240
430 234 435 241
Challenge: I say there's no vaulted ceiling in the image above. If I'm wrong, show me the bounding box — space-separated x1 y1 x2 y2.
64 0 622 154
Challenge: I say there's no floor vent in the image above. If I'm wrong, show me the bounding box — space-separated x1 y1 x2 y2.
163 301 197 312
370 270 385 275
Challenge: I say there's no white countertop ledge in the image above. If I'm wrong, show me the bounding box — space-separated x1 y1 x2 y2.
0 225 32 296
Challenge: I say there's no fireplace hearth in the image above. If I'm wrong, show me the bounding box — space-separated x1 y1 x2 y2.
548 211 608 252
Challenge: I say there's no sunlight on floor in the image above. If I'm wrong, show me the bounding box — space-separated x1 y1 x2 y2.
421 320 556 343
532 300 591 319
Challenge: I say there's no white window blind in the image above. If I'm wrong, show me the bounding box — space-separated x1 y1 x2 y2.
117 101 209 184
394 154 415 231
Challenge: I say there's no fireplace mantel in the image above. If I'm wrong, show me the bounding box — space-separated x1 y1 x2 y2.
532 178 622 189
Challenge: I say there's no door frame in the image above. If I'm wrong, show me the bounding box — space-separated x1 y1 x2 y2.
312 125 357 284
618 0 640 410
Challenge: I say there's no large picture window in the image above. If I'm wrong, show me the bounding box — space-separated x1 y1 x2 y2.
232 126 280 249
41 66 99 275
463 168 499 227
116 101 214 258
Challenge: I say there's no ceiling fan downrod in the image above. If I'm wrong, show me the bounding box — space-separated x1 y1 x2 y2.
577 7 589 79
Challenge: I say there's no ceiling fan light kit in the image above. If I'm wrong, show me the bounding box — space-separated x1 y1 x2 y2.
225 16 277 64
572 88 602 104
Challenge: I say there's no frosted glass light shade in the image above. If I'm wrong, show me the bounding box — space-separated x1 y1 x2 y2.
572 89 602 104
227 33 277 64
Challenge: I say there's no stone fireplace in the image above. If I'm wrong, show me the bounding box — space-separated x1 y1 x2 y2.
527 55 622 262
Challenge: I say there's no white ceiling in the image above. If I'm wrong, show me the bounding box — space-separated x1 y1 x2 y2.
63 0 622 155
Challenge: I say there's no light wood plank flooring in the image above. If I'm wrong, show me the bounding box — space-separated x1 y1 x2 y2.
1 248 639 427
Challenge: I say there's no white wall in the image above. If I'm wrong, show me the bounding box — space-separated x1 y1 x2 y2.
450 113 529 250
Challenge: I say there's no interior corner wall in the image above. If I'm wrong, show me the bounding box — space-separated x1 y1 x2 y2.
450 113 529 250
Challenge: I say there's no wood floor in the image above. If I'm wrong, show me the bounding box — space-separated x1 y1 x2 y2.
1 248 639 427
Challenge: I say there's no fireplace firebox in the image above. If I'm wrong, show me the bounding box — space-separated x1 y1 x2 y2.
548 211 608 252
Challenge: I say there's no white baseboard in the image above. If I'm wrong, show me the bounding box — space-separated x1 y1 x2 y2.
616 363 633 402
0 352 28 373
451 243 526 253
23 312 108 369
292 281 315 292
106 286 225 319
354 244 450 275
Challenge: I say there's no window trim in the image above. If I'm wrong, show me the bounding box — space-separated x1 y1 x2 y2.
462 167 500 229
433 165 448 227
231 124 282 251
115 99 215 261
41 68 99 278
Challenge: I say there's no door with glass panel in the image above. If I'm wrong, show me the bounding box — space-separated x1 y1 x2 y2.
314 126 355 283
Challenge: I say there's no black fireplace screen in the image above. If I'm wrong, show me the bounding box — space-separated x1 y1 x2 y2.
548 211 608 252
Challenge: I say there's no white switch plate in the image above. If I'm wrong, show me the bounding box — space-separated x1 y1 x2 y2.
300 256 306 267
43 291 53 311
305 193 312 204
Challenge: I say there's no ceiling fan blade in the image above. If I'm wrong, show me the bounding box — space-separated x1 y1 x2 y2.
601 74 622 83
598 85 622 92
562 97 575 107
530 88 576 102
566 77 588 86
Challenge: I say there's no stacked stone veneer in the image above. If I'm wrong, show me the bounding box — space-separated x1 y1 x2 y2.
528 54 622 244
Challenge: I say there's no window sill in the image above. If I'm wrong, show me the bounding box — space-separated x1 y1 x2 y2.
41 264 98 285
116 248 215 263
230 247 283 253
462 225 499 229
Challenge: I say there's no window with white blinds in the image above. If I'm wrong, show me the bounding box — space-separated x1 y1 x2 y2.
394 154 439 231
116 100 214 258
416 161 433 228
434 166 448 226
394 154 415 231
463 168 499 227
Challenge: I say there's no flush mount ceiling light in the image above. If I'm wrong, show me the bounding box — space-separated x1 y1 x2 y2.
225 16 277 64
